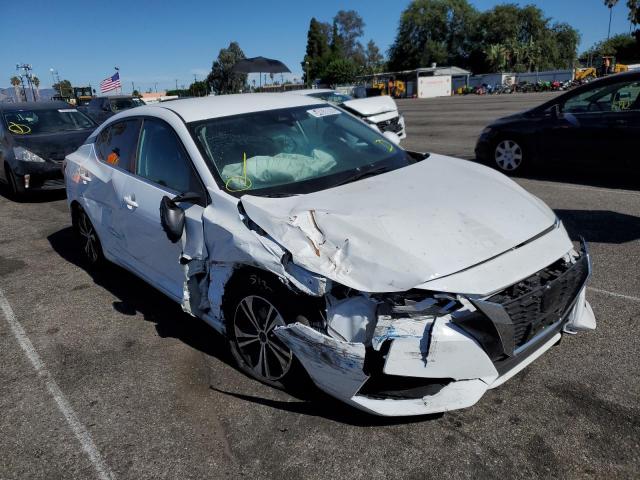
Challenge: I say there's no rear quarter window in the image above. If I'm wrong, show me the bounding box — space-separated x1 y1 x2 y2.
95 119 141 171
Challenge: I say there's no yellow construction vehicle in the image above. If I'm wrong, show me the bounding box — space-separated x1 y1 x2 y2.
601 56 629 74
370 78 406 98
574 67 597 81
575 56 629 81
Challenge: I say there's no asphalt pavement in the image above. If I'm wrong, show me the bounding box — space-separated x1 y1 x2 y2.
1 93 639 479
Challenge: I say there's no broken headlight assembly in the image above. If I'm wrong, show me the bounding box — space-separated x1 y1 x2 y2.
13 146 45 163
374 290 462 319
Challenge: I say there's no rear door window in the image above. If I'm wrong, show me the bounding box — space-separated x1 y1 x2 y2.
135 119 203 195
94 119 141 171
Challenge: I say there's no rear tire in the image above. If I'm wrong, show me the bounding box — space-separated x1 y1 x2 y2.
73 206 104 267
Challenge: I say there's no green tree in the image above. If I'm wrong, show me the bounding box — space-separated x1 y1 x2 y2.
468 4 579 72
388 0 479 71
189 80 208 96
132 89 141 97
364 40 384 74
53 79 73 97
485 44 508 71
333 10 366 65
323 58 358 85
580 33 640 64
206 41 247 94
302 18 332 85
10 76 23 101
329 21 345 59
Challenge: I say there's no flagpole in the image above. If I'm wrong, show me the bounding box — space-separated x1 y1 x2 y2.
115 66 120 95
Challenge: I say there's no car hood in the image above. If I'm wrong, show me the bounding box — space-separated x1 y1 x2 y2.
241 154 557 293
11 129 94 161
341 96 398 117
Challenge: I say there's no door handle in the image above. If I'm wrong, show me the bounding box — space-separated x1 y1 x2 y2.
79 173 92 183
124 194 138 209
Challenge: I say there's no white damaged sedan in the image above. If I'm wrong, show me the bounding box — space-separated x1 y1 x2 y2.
64 94 596 416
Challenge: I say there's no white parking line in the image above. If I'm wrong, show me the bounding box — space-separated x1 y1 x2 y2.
588 286 640 303
0 288 116 480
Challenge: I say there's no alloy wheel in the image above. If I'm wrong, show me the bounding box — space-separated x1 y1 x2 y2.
78 211 99 264
495 140 523 171
232 295 292 381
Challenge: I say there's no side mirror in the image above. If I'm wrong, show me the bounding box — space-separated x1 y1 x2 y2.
382 131 401 146
159 192 203 243
160 196 185 243
550 104 562 119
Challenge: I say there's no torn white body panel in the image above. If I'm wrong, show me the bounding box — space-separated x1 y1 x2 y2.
383 317 499 383
273 293 595 416
273 323 368 400
342 96 398 117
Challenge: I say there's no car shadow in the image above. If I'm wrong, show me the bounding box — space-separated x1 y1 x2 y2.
47 226 226 356
47 226 439 425
555 209 640 244
514 167 640 191
0 184 67 203
209 386 441 427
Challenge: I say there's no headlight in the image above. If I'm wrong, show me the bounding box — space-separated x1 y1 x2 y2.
480 126 493 135
13 146 45 163
375 291 461 318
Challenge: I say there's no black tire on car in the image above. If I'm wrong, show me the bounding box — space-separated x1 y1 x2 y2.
5 165 24 199
223 270 315 389
72 206 104 267
492 138 527 174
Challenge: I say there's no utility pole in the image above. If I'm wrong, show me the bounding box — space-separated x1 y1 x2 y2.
131 81 135 94
175 79 178 90
16 64 36 101
154 82 158 93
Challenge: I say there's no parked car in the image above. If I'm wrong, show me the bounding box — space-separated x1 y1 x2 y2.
79 95 145 124
64 94 595 416
0 101 96 196
289 88 407 139
475 71 640 174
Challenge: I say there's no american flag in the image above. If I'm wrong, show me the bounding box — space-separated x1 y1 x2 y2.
100 72 121 93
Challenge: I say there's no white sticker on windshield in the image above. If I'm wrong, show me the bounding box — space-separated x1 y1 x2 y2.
58 109 78 113
307 106 341 118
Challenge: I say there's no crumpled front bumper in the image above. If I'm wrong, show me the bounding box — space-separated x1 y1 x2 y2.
274 285 595 417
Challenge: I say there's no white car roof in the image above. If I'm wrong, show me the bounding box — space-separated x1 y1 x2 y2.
152 93 321 123
287 88 335 96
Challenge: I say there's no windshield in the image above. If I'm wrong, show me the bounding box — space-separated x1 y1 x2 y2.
308 91 353 104
190 104 411 197
3 108 96 135
110 98 144 112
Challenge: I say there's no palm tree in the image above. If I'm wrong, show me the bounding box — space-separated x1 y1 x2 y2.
485 44 508 72
605 0 619 39
10 76 23 102
32 76 40 101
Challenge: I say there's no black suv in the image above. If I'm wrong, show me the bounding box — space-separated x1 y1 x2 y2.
80 95 144 124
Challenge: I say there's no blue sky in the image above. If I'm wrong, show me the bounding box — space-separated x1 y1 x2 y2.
0 0 635 92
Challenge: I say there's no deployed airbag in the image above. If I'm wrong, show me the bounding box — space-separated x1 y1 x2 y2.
221 149 336 190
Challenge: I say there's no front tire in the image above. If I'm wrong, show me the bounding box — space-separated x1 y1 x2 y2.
5 165 24 199
223 271 317 389
493 138 527 174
